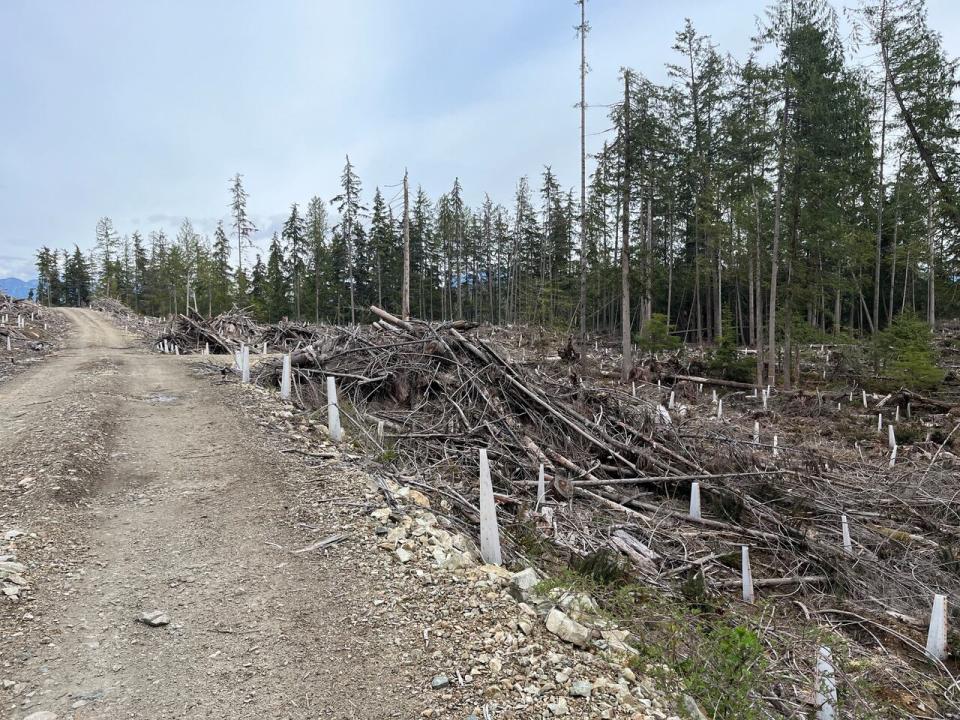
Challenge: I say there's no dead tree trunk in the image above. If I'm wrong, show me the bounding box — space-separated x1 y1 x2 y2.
873 46 888 334
620 71 633 383
888 161 901 326
402 170 411 321
767 87 791 387
578 0 589 342
927 185 936 327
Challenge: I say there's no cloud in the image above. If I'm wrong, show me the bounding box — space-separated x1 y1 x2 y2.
0 254 37 280
2 0 958 270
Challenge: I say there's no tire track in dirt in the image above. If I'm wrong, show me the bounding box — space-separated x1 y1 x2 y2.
1 309 427 719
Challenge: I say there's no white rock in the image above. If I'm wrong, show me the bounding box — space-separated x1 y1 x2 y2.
600 628 637 656
570 680 593 697
511 567 540 592
370 508 391 522
545 609 590 647
137 610 170 627
440 549 475 571
379 526 407 549
0 561 27 576
23 712 58 720
558 592 598 618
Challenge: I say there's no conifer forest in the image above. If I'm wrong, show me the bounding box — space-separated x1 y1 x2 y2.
35 0 959 382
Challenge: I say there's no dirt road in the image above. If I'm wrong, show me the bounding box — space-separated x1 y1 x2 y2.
0 309 427 719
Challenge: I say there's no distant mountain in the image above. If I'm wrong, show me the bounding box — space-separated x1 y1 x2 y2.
0 277 38 299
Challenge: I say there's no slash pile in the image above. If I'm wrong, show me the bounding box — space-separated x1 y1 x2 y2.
154 307 322 355
195 304 957 717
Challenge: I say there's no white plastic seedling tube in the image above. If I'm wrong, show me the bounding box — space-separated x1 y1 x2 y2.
536 463 546 510
204 342 209 355
762 390 768 411
711 389 717 404
815 646 837 720
377 420 385 445
926 594 948 661
888 424 896 449
773 435 779 457
753 421 760 445
241 344 250 384
689 482 701 520
478 448 502 565
889 444 898 468
280 353 292 400
632 382 636 397
717 399 723 419
895 406 900 422
907 402 912 419
5 336 10 351
877 413 882 433
741 546 754 603
862 390 867 408
327 376 342 442
841 514 852 555
263 342 267 355
668 391 675 410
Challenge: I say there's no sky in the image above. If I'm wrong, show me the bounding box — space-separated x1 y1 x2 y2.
1 0 958 280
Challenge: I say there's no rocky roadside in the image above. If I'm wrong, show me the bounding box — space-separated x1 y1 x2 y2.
222 374 694 720
363 480 683 720
2 340 699 720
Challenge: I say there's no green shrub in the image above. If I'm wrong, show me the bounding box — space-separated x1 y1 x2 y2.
680 624 767 719
873 314 944 392
635 313 681 353
707 314 754 382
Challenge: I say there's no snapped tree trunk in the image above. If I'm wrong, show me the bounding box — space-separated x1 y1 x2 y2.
873 70 888 334
620 71 633 383
767 87 791 387
402 170 411 321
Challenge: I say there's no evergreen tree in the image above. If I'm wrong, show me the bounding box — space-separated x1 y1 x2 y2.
131 231 147 311
264 232 289 321
63 245 92 307
330 156 366 324
305 196 330 322
211 221 233 315
95 216 121 298
229 173 257 274
369 188 398 311
282 203 307 319
248 254 266 318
